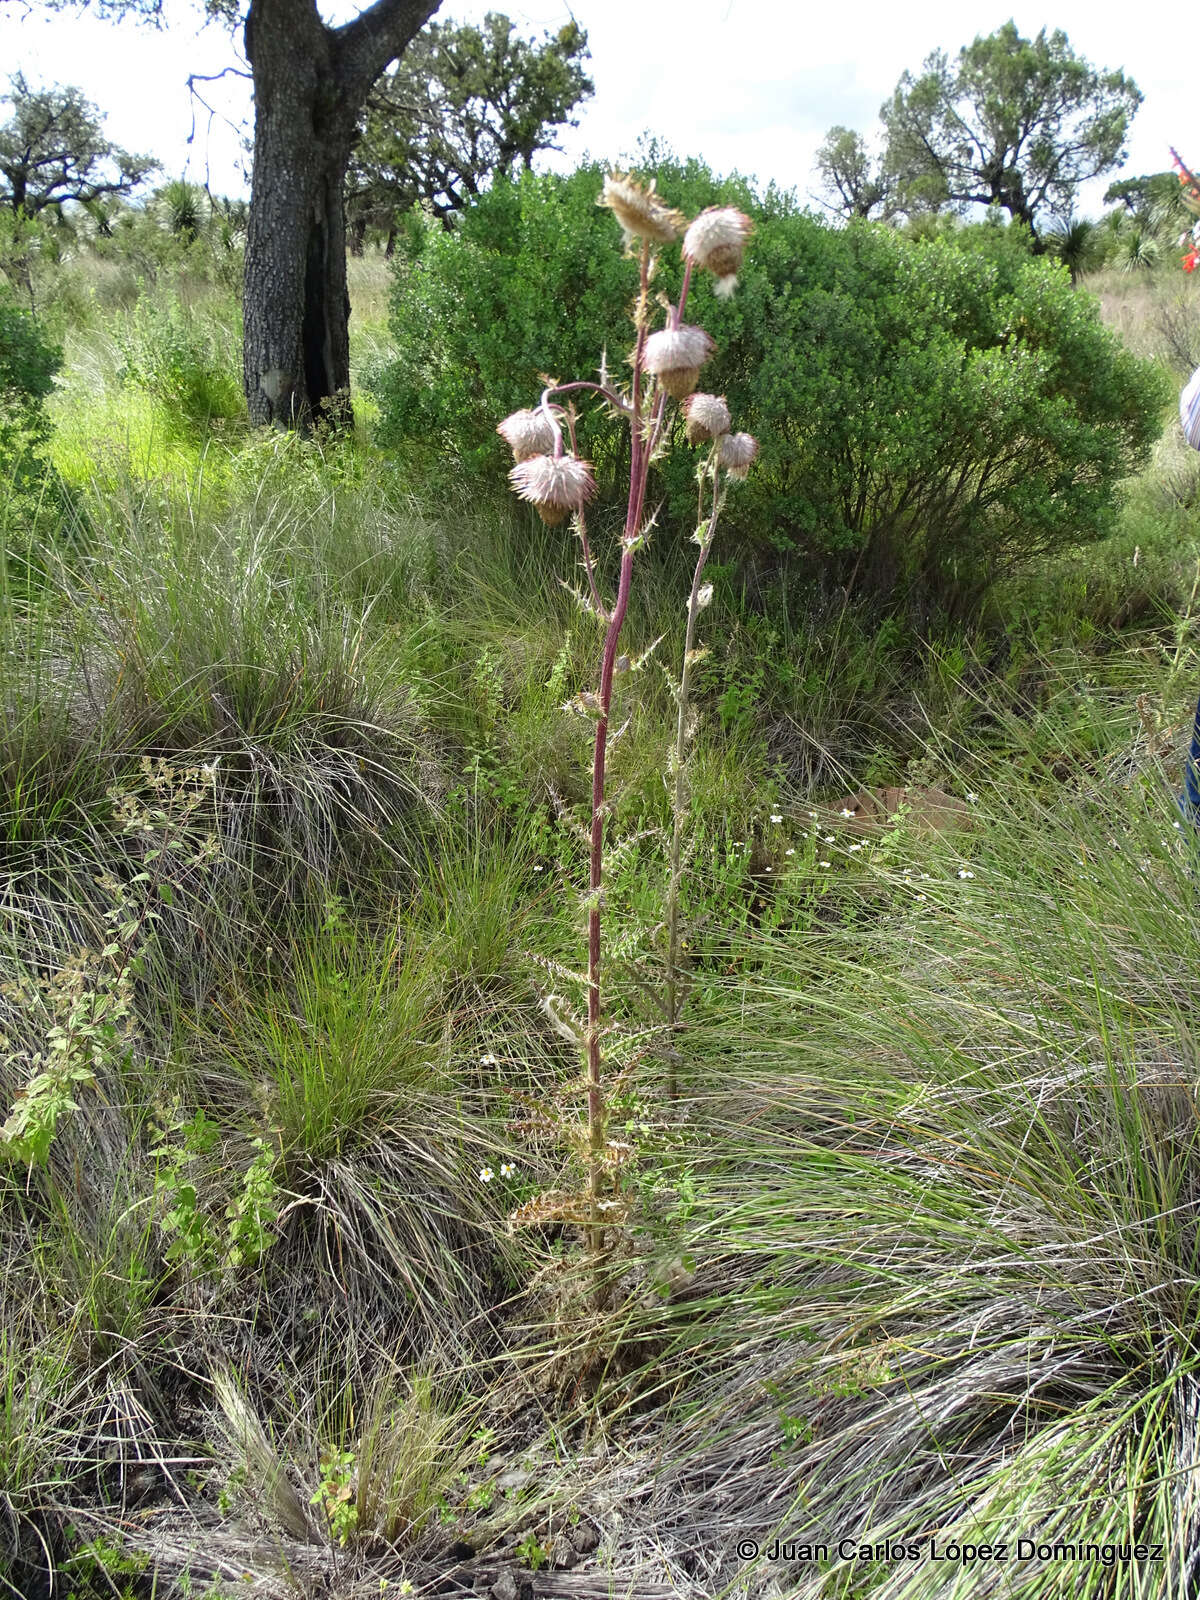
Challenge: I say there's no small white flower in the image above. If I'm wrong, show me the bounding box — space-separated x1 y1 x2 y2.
480 1053 499 1066
957 869 975 879
848 842 862 852
479 1167 495 1183
769 813 783 824
824 834 835 843
785 848 795 856
840 808 856 819
200 758 221 782
914 894 927 902
807 810 818 818
764 865 772 872
818 860 831 867
965 791 978 804
533 865 544 873
499 1162 516 1178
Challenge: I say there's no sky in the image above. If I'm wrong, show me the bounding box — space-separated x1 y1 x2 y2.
0 0 1191 217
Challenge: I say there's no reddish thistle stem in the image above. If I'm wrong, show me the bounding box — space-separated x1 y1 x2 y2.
584 241 693 1238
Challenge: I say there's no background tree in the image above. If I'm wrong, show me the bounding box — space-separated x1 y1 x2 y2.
347 13 590 251
7 0 452 426
880 23 1141 246
1103 172 1184 221
0 73 157 218
237 0 443 429
12 0 592 429
813 126 891 222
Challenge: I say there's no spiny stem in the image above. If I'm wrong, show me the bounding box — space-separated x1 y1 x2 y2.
585 240 696 1251
542 377 633 418
584 239 650 1253
665 457 725 1093
563 407 605 619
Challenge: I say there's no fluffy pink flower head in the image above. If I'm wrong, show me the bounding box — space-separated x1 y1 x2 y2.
600 173 686 247
509 452 597 526
642 324 715 400
497 407 558 463
684 207 753 297
718 431 758 479
682 392 731 445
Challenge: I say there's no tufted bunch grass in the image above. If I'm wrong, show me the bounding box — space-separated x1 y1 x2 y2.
557 647 1200 1596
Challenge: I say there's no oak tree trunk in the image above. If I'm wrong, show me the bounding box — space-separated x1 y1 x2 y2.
242 0 440 429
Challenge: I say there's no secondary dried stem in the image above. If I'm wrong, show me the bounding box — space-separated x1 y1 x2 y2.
665 458 725 1091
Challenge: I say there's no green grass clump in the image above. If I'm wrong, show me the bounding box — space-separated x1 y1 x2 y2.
578 686 1200 1595
1 448 445 929
206 905 447 1163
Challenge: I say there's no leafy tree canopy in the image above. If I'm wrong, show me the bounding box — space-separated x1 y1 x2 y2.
347 12 591 240
814 126 891 221
0 73 158 218
879 22 1141 239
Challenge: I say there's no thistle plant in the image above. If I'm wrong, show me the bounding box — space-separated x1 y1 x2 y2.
498 174 755 1251
664 413 758 1083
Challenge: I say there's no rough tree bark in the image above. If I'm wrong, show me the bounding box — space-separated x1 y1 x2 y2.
242 0 440 428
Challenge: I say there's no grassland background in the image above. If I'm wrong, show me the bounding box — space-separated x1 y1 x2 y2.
2 226 1200 1599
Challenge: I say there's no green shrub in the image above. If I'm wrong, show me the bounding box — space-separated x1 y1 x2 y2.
373 155 756 489
0 298 62 585
374 159 1169 617
0 298 60 484
116 292 243 432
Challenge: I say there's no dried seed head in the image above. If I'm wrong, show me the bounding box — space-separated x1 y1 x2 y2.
682 392 731 444
509 452 597 525
497 407 558 462
718 431 758 478
600 172 686 246
642 324 715 400
684 207 753 295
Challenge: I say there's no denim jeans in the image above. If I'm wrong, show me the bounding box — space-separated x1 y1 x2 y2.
1180 687 1200 824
